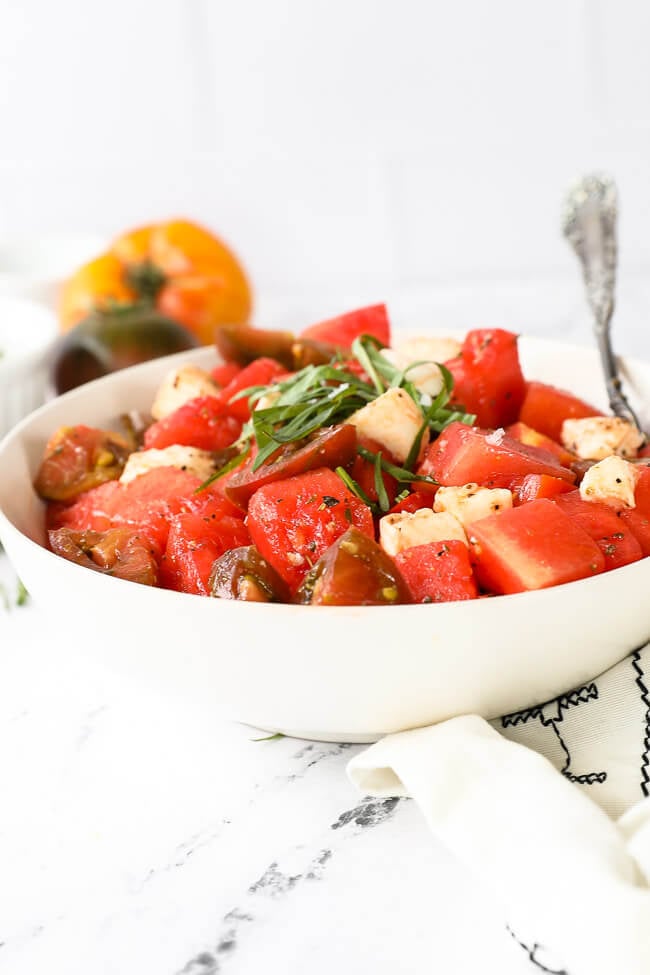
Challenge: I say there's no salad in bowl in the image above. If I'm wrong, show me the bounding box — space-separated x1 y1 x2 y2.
32 304 650 607
2 303 650 741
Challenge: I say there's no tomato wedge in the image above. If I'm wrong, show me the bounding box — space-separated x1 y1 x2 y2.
35 424 132 502
210 546 290 602
225 424 358 510
295 527 411 606
49 526 159 586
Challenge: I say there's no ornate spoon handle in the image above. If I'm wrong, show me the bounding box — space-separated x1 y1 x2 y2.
562 173 641 428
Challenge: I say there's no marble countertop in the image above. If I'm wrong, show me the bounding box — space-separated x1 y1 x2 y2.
0 549 544 975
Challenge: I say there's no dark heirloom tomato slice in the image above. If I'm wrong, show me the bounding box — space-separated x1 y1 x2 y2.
34 424 132 502
210 546 290 602
214 323 339 371
225 424 358 510
290 338 339 368
49 527 158 586
295 528 411 606
214 324 296 369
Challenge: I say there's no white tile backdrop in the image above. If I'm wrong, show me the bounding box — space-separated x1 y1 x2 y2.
0 0 649 351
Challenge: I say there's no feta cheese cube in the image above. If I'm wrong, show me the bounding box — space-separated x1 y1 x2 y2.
561 416 644 460
151 365 220 420
120 445 215 484
382 336 461 396
434 483 513 525
579 455 640 508
254 390 281 412
379 508 467 556
346 387 427 464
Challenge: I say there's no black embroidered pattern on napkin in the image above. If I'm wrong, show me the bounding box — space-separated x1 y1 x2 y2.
632 649 650 797
501 682 607 786
507 927 568 974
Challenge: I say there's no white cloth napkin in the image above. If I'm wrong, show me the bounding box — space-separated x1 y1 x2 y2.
347 642 650 975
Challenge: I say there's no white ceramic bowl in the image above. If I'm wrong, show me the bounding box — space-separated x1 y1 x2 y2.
1 336 650 742
0 297 58 438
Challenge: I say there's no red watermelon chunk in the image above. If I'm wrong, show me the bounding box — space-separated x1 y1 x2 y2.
394 540 478 603
418 422 575 488
160 512 250 595
246 467 375 590
554 491 643 571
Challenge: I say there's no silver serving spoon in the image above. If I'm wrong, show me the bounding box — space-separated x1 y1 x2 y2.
562 172 641 430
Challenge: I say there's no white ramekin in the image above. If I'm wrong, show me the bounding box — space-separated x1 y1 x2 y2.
0 298 58 438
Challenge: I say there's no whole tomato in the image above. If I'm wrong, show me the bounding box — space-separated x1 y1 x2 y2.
59 219 253 346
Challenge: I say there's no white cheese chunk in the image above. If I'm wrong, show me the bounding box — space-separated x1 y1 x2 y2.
561 416 644 460
254 390 281 412
151 364 220 421
381 336 461 396
346 387 427 464
379 508 467 556
120 445 215 484
579 455 640 509
434 483 513 525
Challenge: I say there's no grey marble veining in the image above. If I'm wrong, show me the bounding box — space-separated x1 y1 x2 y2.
0 552 534 975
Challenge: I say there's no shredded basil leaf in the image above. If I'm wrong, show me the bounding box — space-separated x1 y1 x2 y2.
195 445 251 493
334 466 375 509
212 334 473 480
373 452 391 513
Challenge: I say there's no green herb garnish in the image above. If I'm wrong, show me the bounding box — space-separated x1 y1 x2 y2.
202 335 474 492
356 446 438 486
195 444 251 493
335 466 375 508
373 452 391 513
